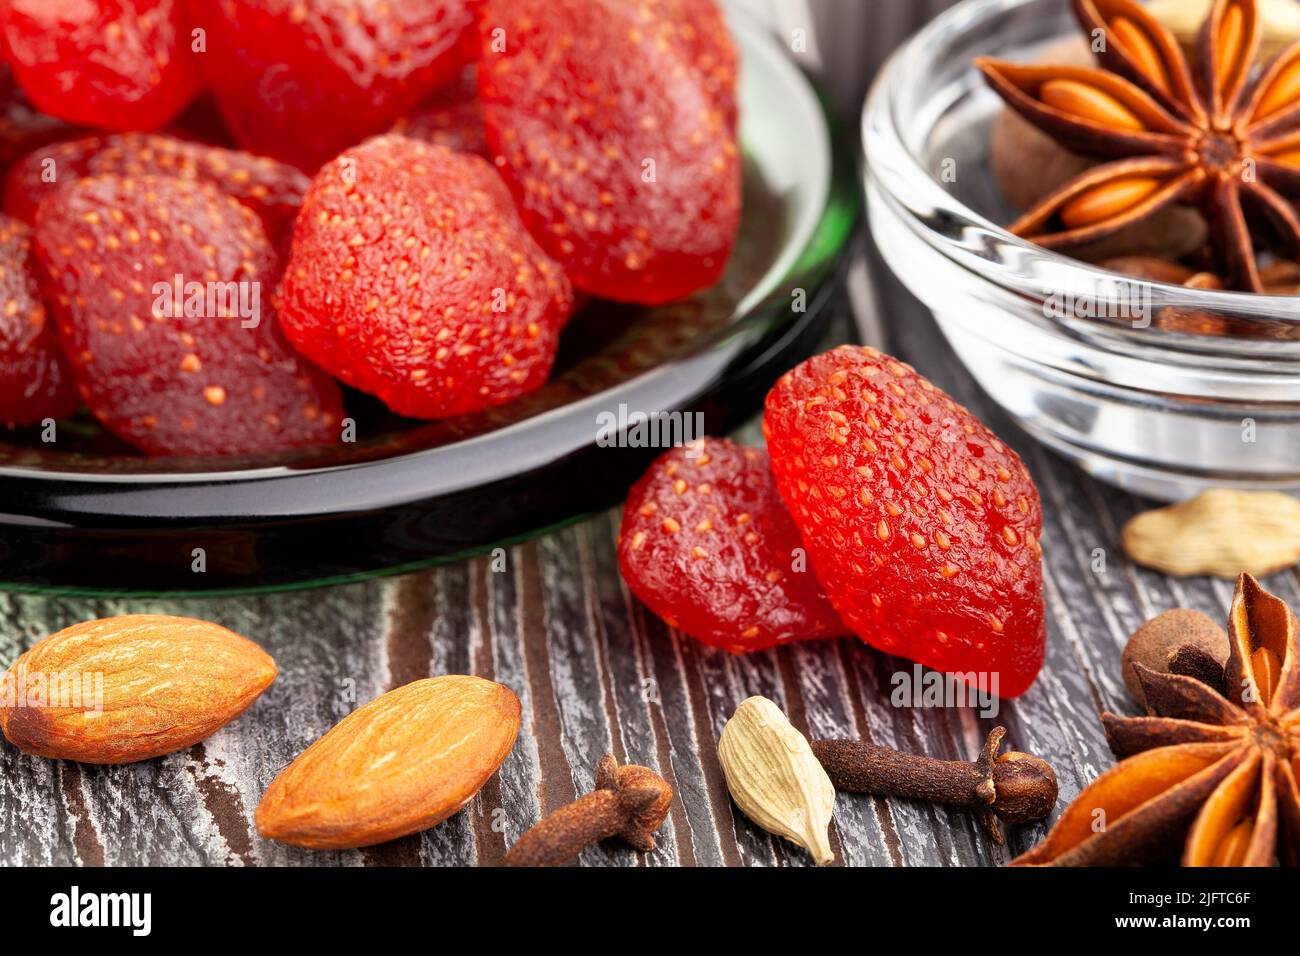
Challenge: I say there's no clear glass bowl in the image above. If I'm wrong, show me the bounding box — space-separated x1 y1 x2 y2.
863 0 1300 501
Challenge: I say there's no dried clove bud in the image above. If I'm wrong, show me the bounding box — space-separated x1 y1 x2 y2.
717 696 836 865
504 753 672 867
811 727 1058 844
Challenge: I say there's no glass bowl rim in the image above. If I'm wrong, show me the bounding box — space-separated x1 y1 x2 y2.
862 0 1300 349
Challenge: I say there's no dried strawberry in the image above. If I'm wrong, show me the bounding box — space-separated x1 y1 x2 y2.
618 438 845 653
192 0 481 171
664 0 741 127
165 93 238 148
389 67 487 158
764 346 1046 698
33 175 343 456
5 133 309 244
279 135 573 420
0 68 80 173
0 0 200 130
477 0 741 305
0 215 78 426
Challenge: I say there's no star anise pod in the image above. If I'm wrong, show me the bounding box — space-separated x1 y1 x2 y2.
977 0 1300 291
1014 573 1300 866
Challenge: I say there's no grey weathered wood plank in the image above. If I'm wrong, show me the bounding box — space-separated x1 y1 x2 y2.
0 275 1260 867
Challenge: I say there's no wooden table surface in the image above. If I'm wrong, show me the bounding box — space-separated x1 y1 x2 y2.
1 253 1279 868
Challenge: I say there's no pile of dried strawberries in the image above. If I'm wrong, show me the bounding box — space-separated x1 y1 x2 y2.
0 0 741 453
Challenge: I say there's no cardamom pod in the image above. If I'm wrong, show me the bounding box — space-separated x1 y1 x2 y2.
1121 489 1300 579
717 696 835 865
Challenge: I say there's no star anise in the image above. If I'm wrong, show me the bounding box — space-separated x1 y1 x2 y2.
1014 573 1300 866
977 0 1300 291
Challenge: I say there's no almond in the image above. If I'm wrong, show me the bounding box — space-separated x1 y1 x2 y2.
0 614 277 764
255 675 521 850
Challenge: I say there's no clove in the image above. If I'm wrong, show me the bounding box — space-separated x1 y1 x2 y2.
504 753 673 867
810 727 1057 844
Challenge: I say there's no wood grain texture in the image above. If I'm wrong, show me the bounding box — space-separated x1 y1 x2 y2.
0 0 1265 869
1 274 1282 867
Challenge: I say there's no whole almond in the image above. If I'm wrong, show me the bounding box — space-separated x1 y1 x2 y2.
0 614 276 764
1121 489 1300 578
256 675 521 850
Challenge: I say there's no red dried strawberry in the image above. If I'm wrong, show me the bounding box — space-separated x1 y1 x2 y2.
763 346 1046 698
618 438 845 653
0 68 80 173
192 0 481 171
279 135 573 420
0 215 78 426
33 174 343 456
4 133 309 244
654 0 741 128
165 93 238 148
0 0 200 131
478 0 741 305
389 67 487 158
